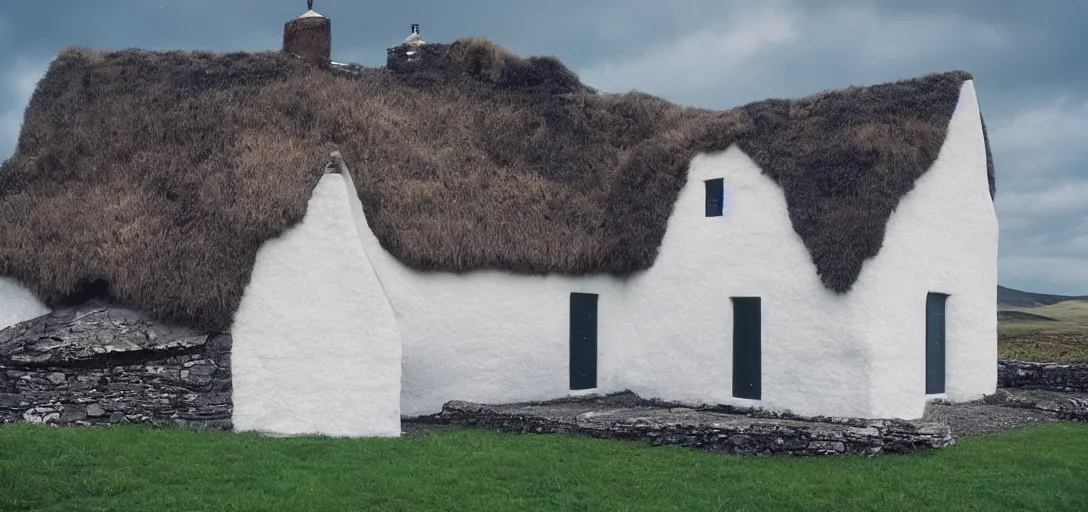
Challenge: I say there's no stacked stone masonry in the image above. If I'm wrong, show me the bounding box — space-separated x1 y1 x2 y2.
0 302 232 429
983 388 1088 423
429 394 955 456
998 358 1088 393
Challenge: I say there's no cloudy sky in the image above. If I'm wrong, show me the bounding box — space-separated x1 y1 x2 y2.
1 0 1085 294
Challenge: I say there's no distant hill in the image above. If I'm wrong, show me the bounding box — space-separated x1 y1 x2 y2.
997 310 1057 322
998 285 1088 308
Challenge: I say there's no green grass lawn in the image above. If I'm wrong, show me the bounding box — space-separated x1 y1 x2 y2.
2 423 1087 512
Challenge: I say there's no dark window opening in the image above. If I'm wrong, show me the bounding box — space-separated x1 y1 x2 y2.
926 292 948 394
59 279 113 307
705 178 724 217
732 296 761 399
570 292 598 390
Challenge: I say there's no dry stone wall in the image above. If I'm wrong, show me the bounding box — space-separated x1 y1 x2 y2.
983 388 1088 422
0 301 232 428
998 358 1088 393
427 393 955 456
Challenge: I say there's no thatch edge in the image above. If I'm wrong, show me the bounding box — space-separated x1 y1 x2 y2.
0 43 994 330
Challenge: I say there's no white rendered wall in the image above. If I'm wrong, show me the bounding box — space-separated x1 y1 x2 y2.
350 198 621 416
231 171 402 437
0 277 49 330
856 81 998 418
353 148 871 418
614 146 879 418
350 82 994 420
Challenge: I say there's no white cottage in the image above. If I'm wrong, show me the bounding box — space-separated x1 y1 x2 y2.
0 11 997 437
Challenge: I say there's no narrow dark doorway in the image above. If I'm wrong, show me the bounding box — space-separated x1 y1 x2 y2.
569 292 598 390
705 178 724 217
731 297 761 399
926 292 948 394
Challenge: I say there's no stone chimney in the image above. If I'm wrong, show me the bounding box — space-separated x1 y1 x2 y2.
283 8 331 67
387 23 427 69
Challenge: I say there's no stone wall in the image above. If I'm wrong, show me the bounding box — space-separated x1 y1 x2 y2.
427 394 954 456
0 301 232 428
983 388 1088 422
998 358 1088 393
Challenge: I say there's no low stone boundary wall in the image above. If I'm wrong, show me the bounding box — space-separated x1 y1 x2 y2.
984 389 1088 422
1 302 232 429
998 358 1088 393
429 395 954 456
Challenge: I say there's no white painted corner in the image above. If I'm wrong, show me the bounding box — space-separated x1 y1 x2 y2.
0 277 50 330
230 171 402 438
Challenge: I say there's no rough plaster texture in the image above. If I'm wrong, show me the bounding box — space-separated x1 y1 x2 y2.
231 172 401 437
857 81 998 418
354 229 616 417
349 83 994 420
0 277 49 330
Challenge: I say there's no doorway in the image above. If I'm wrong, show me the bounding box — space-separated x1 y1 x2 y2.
569 292 598 390
926 292 948 394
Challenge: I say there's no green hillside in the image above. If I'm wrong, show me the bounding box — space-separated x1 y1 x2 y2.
997 286 1088 362
998 285 1088 308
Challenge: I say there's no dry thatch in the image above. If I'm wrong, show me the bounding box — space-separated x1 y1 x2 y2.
283 16 331 66
0 38 992 330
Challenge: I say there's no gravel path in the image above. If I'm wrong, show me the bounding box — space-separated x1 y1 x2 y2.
922 403 1060 437
924 388 1088 438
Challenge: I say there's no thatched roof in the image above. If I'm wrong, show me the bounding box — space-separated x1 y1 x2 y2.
0 38 994 330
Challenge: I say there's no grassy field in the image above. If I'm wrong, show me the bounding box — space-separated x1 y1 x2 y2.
998 300 1088 362
2 422 1087 512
